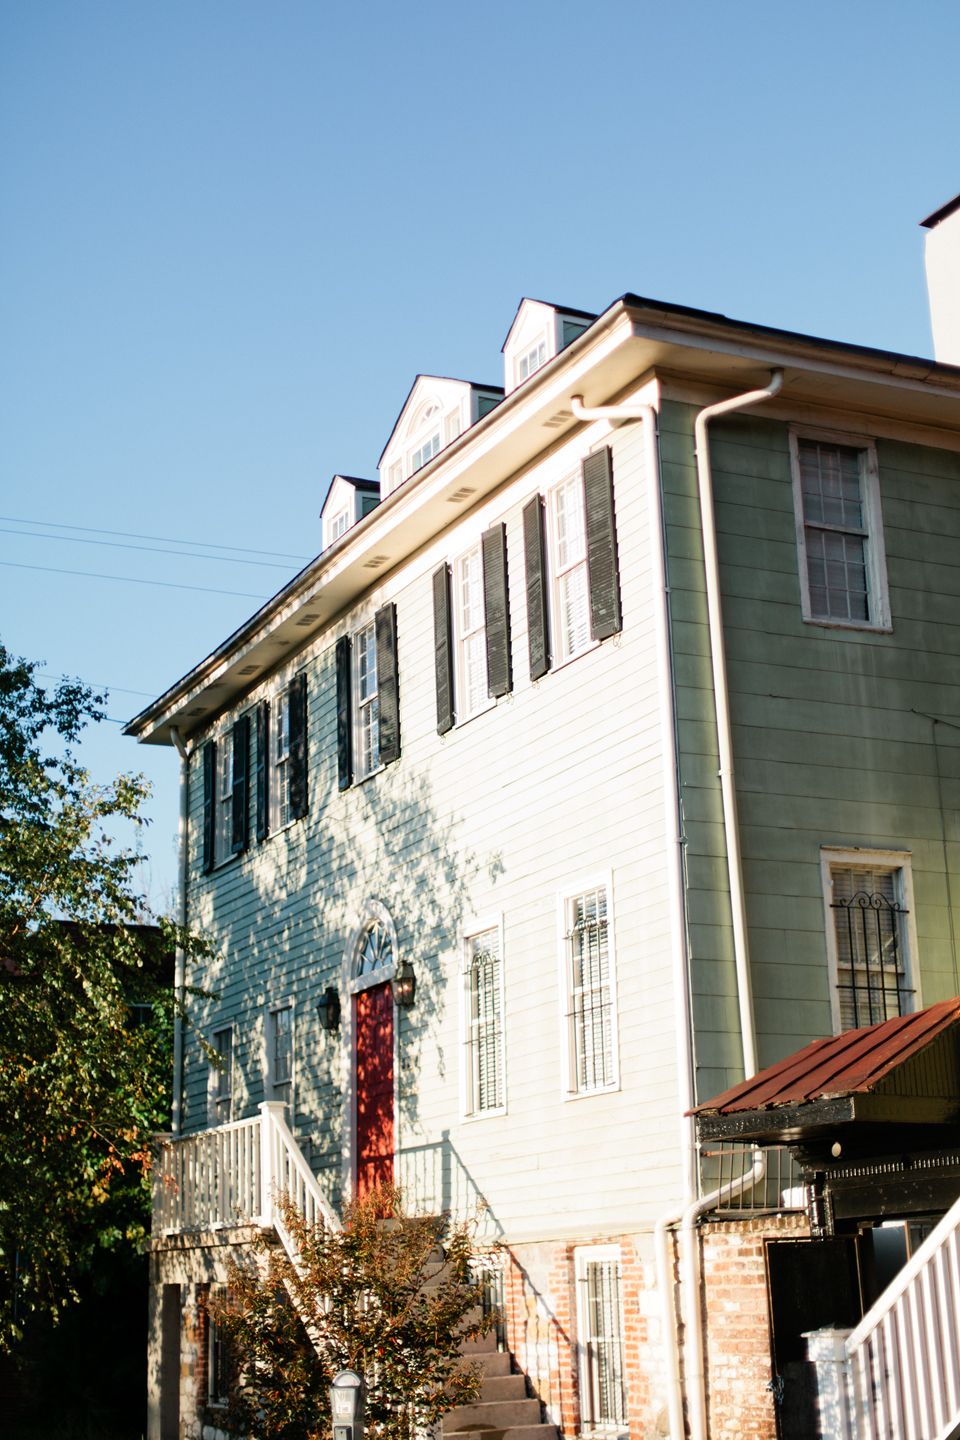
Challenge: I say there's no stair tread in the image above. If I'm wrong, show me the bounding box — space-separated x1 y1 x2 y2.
442 1400 541 1432
478 1377 526 1402
444 1428 556 1440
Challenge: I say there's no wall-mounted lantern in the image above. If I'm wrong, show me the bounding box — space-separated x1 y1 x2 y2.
390 960 416 1008
330 1369 365 1440
317 986 341 1031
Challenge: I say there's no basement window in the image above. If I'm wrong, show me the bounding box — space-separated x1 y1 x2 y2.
574 1246 627 1431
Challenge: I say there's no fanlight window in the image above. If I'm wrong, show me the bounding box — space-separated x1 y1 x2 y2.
356 919 394 977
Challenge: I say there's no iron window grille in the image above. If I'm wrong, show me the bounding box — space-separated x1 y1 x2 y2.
831 871 911 1029
207 1288 230 1407
475 1266 506 1351
567 889 614 1093
577 1254 627 1429
466 929 503 1114
699 1144 807 1214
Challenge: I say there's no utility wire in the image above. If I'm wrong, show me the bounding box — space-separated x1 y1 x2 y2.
0 525 304 569
37 671 158 699
0 513 312 563
0 559 269 600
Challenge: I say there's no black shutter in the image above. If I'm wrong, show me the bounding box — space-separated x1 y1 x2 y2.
335 637 352 790
288 672 308 819
231 715 249 854
522 495 550 680
256 701 269 842
202 739 215 874
482 522 512 697
583 446 622 640
432 564 454 734
376 603 400 765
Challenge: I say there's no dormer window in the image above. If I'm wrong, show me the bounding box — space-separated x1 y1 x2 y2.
331 510 350 542
519 342 546 382
412 433 440 473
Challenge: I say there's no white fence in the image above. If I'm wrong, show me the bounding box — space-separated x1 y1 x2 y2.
153 1102 339 1236
831 1190 960 1439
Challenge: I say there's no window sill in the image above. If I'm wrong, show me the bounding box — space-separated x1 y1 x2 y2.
454 698 497 729
563 1081 620 1102
461 1105 507 1123
802 615 893 634
352 763 385 787
549 638 602 675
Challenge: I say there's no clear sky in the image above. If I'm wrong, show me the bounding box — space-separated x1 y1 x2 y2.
2 0 958 909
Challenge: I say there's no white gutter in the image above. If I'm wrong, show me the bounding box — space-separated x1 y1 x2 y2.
692 370 783 1081
169 726 189 1136
572 394 694 1440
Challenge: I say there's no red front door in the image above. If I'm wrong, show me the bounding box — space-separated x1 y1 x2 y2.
355 982 394 1199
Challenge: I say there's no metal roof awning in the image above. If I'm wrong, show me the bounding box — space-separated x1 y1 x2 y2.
692 998 960 1152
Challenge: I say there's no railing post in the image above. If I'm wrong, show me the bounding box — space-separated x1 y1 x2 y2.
259 1102 286 1226
805 1327 856 1440
151 1132 173 1233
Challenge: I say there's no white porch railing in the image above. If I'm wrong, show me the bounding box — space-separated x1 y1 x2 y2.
153 1101 340 1236
840 1190 960 1440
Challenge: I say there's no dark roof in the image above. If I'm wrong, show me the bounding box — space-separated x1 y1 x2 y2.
332 475 380 492
920 192 960 229
692 998 960 1115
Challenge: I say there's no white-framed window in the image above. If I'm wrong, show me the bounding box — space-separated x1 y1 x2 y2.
208 1024 234 1126
559 876 618 1098
548 473 593 665
518 340 546 383
270 690 292 831
574 1246 627 1432
215 735 234 865
353 622 380 782
789 428 891 632
445 408 462 444
266 1001 294 1120
331 509 350 542
820 848 920 1034
461 918 505 1118
454 545 491 723
388 462 403 493
412 432 440 474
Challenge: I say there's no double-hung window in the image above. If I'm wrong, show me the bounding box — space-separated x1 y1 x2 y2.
551 475 591 663
519 340 546 382
209 1025 234 1126
335 606 400 790
821 849 918 1034
267 1002 294 1121
456 547 490 721
462 921 505 1117
561 880 618 1097
355 623 380 780
331 509 350 542
202 717 250 872
412 433 440 474
271 691 292 830
215 739 233 865
206 1286 230 1408
790 430 891 630
575 1246 627 1431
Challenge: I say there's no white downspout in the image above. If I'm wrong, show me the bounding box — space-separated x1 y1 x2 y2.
169 726 189 1137
571 394 694 1440
692 370 783 1083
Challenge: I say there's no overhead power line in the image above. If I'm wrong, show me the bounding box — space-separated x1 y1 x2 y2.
0 559 269 600
0 524 304 569
37 671 158 699
0 514 312 563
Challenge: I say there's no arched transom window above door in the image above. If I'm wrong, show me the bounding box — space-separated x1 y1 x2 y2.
345 899 400 995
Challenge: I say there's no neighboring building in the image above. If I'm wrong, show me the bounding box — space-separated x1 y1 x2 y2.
130 225 960 1440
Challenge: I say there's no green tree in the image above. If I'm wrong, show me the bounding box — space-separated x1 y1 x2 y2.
0 641 213 1348
208 1184 501 1440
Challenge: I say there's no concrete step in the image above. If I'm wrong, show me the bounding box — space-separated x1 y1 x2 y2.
475 1352 511 1378
444 1428 556 1440
461 1332 497 1354
478 1375 527 1403
442 1399 541 1433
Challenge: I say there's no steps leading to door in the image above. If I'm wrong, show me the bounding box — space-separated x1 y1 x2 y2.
446 1334 558 1440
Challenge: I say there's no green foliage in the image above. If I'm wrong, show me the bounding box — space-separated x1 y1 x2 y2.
208 1184 501 1440
0 641 215 1348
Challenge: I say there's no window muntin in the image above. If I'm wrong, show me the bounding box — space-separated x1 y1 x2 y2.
211 1026 233 1126
830 865 913 1031
456 546 488 721
565 885 616 1095
412 433 440 474
575 1247 627 1430
790 431 890 631
519 341 546 382
463 926 504 1116
270 1006 293 1113
551 475 591 663
271 691 291 831
331 509 350 541
354 624 380 781
355 919 393 977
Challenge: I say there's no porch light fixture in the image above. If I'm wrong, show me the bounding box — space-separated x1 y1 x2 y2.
316 986 341 1031
330 1369 365 1440
390 960 416 1008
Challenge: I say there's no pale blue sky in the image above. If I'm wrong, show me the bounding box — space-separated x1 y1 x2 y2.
2 0 958 907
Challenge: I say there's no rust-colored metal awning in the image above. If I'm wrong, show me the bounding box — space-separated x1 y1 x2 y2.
692 997 960 1148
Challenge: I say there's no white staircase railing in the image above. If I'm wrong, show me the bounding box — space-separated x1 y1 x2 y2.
153 1102 340 1236
842 1190 960 1440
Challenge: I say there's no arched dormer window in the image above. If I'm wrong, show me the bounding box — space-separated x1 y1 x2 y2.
408 401 442 476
